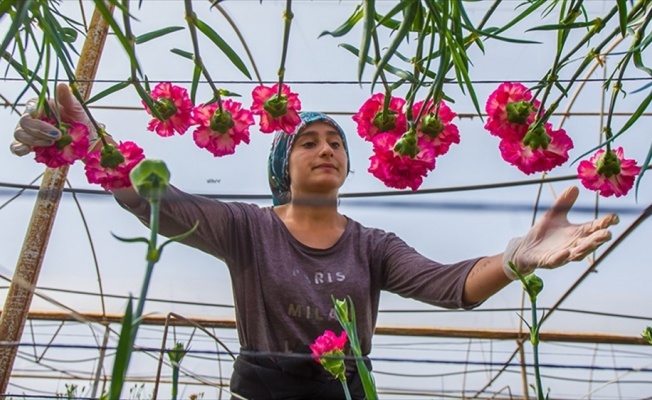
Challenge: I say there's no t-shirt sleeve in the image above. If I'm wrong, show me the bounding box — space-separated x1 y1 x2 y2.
380 231 483 310
114 185 246 261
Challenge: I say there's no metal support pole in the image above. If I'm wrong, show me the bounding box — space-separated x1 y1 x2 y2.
0 4 112 394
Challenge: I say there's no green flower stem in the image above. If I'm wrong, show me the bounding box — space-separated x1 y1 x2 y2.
184 0 223 111
341 380 352 400
530 298 545 400
277 0 293 97
171 363 179 400
132 199 160 341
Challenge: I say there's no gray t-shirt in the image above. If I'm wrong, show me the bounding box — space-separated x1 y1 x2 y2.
119 187 481 356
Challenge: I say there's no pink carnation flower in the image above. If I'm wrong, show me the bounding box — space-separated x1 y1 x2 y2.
412 99 460 157
310 330 348 362
485 82 541 141
192 99 254 157
353 93 407 141
368 133 436 191
250 83 302 134
578 147 641 197
499 125 573 174
143 82 195 137
84 141 145 191
33 120 89 168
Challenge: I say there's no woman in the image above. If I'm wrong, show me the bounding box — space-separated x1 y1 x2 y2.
11 84 618 399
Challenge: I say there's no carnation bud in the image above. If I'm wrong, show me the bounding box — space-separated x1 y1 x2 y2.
393 130 419 158
522 124 551 150
596 150 622 177
129 159 171 202
372 110 398 132
319 349 346 382
154 98 178 121
506 101 534 125
643 326 652 345
333 298 349 323
524 274 544 302
210 109 235 133
420 113 445 137
263 94 289 118
100 144 125 169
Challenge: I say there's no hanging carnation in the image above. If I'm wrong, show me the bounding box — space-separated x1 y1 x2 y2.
499 124 573 175
84 141 145 191
578 147 641 197
368 132 436 191
33 119 89 168
250 83 302 134
412 99 460 157
485 82 541 141
352 93 407 141
192 99 254 157
143 82 195 137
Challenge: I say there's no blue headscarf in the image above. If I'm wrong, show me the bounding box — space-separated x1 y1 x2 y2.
268 111 351 205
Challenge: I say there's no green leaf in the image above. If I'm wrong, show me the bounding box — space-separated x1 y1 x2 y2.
572 89 652 165
108 298 134 400
491 0 547 36
135 26 184 44
59 27 78 43
93 0 142 77
193 17 251 80
371 0 419 88
616 0 628 37
318 4 363 38
635 140 652 199
527 20 599 31
85 80 131 104
190 64 200 105
357 0 375 83
110 233 150 245
158 221 199 254
0 0 34 63
170 47 193 60
339 43 416 83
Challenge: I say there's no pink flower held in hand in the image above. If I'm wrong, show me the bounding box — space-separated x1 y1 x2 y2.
251 83 302 134
84 141 145 191
485 82 541 141
310 330 348 381
192 99 254 157
412 99 460 157
578 147 641 197
353 93 407 141
34 120 89 168
143 82 195 137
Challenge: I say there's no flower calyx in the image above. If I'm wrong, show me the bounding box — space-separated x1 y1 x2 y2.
596 149 622 178
210 109 235 134
522 123 551 150
100 144 126 169
55 123 73 150
263 94 289 118
506 101 535 125
393 129 420 158
420 113 445 137
154 98 178 121
372 110 398 133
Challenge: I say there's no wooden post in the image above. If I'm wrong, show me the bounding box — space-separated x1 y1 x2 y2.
0 4 112 393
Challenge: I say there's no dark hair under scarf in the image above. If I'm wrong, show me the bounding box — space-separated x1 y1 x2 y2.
268 111 351 205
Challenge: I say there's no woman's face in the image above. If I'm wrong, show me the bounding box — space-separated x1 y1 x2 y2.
287 121 348 200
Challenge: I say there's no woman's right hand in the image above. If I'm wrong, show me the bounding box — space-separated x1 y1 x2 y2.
10 83 98 156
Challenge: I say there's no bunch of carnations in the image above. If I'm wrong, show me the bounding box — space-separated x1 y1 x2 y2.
353 93 461 191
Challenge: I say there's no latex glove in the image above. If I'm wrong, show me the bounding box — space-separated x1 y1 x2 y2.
10 83 98 156
503 186 619 280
